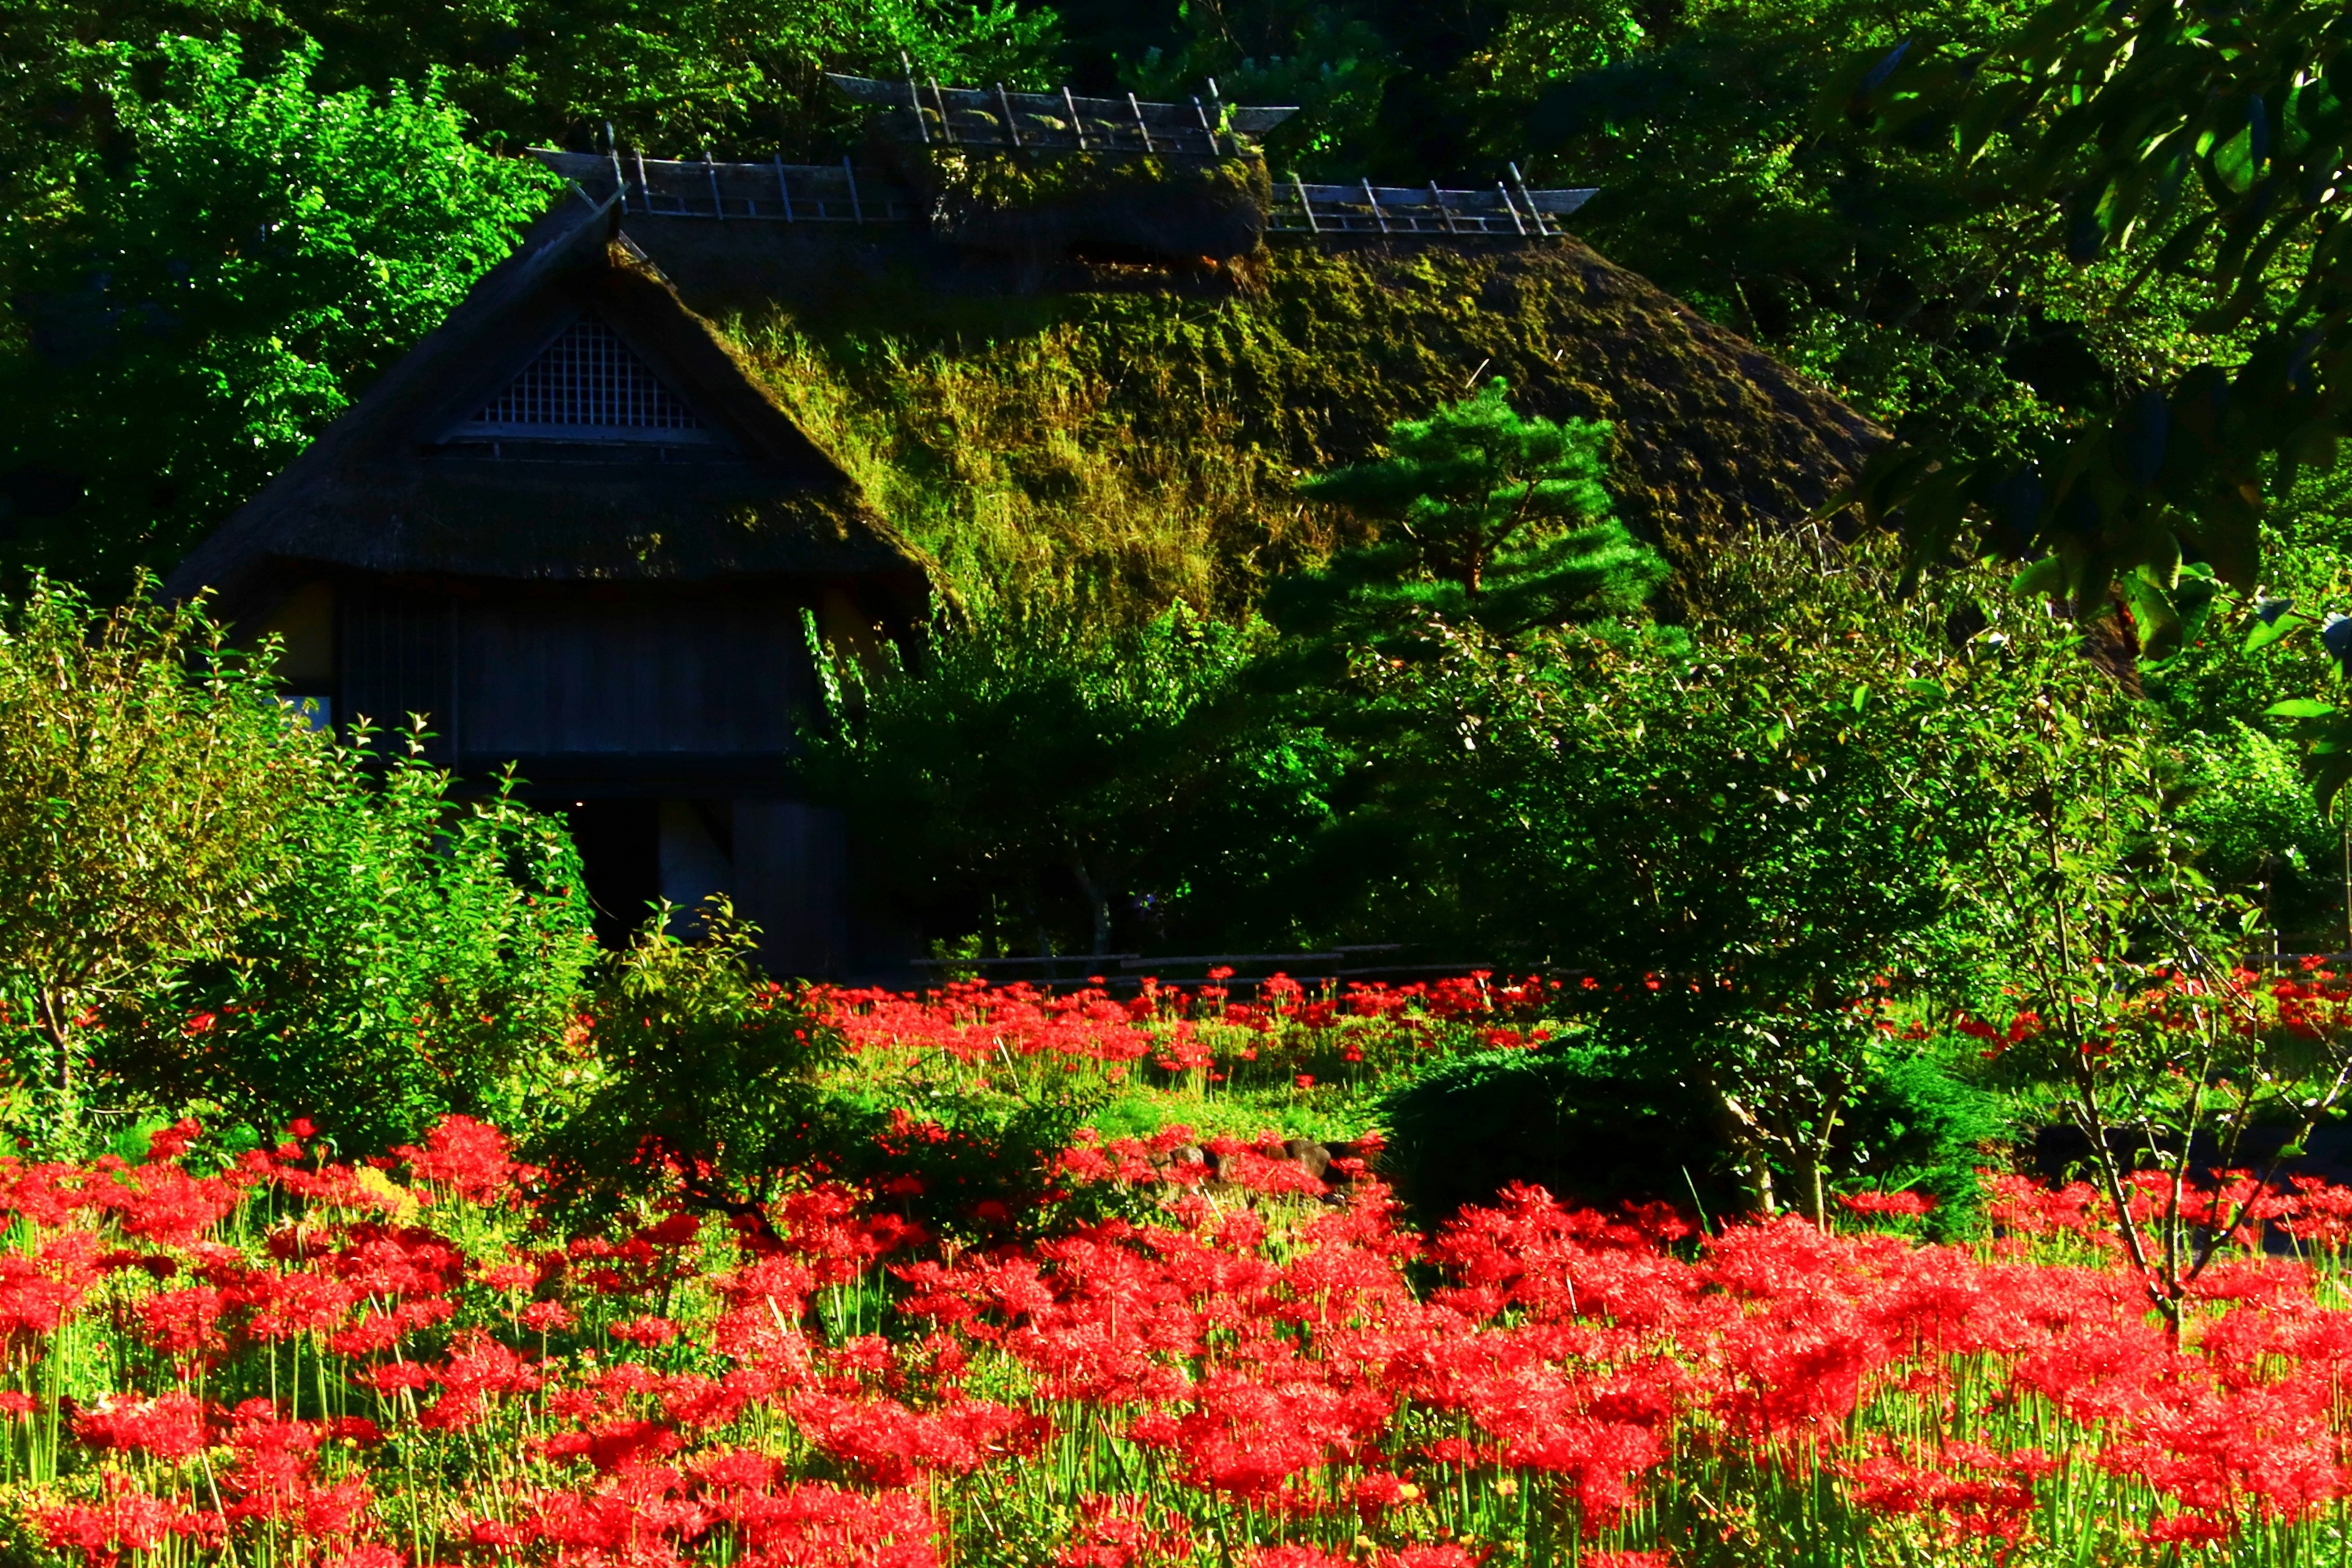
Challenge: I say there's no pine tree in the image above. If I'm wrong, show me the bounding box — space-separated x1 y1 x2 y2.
1272 380 1665 647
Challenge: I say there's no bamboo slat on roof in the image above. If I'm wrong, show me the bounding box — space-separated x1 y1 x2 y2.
542 151 921 223
826 72 1297 155
543 150 1595 243
1273 179 1599 237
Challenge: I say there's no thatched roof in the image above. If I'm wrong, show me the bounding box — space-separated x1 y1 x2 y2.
172 159 1886 617
166 187 919 614
582 208 1887 608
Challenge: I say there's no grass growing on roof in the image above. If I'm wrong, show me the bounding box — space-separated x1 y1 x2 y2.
728 241 1880 620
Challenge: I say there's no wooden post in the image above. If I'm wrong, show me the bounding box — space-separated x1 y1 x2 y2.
606 121 625 212
704 148 725 220
930 77 957 145
1495 180 1528 236
1193 95 1219 156
1063 86 1088 151
1430 181 1458 235
1509 161 1551 238
1206 77 1226 156
842 156 865 224
1361 178 1390 235
634 149 650 213
996 83 1023 149
902 53 930 145
774 155 794 222
1128 91 1156 153
1291 172 1319 235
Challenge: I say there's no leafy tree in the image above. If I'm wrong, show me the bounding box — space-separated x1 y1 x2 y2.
1845 0 2350 649
540 901 839 1235
2174 721 2340 946
1381 1039 1999 1232
103 742 599 1155
1273 380 1665 654
1328 541 2100 1219
799 606 1335 956
0 0 1055 178
1952 640 2352 1333
0 579 326 1147
1119 1 1400 170
0 36 557 593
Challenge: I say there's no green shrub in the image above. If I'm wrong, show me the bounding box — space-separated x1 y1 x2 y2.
0 579 328 1150
1381 1039 2003 1235
0 577 595 1156
104 740 598 1156
800 605 1341 956
540 901 840 1230
1380 1043 1736 1223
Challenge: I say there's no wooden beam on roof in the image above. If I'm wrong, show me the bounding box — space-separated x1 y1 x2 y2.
826 72 1297 154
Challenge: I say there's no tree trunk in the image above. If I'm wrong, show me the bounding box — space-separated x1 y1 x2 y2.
1066 848 1115 957
1717 1090 1775 1216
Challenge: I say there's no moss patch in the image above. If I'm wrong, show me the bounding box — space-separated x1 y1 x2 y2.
723 236 1885 618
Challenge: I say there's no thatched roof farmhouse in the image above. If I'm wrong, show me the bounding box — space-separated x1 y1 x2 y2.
166 77 1885 978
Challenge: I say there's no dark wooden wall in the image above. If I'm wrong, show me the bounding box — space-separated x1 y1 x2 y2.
339 581 818 761
458 592 807 757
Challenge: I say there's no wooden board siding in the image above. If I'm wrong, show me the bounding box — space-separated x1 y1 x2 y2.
734 799 849 976
340 582 456 758
337 583 818 765
456 592 809 758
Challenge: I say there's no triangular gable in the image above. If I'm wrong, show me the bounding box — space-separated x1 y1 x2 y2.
163 190 916 614
401 229 844 475
444 314 713 445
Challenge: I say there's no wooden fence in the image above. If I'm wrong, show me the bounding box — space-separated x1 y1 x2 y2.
540 150 921 224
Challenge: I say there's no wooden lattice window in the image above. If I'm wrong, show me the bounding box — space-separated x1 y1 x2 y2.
453 317 710 443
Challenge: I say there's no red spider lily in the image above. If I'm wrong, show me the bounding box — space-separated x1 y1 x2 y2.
1835 1190 1935 1218
75 1393 208 1461
394 1115 516 1203
24 1101 2352 1568
39 1490 192 1568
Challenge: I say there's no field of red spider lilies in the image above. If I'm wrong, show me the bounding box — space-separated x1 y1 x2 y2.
13 1095 2352 1568
807 971 1557 1097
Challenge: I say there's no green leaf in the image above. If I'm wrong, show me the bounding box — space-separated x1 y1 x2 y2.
2266 698 2339 718
2244 607 2305 653
2011 556 2068 597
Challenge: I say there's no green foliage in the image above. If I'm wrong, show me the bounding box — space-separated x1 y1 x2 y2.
0 36 557 592
1120 2 1400 170
0 0 1054 171
1381 1038 2000 1234
0 579 597 1155
100 744 599 1156
543 901 840 1227
799 606 1340 956
1846 0 2351 652
2174 722 2340 945
1381 1042 1736 1221
0 578 325 1147
1313 541 2101 1216
1513 0 2043 413
1276 380 1666 650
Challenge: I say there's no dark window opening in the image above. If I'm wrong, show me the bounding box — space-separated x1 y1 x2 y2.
558 797 663 947
450 317 713 444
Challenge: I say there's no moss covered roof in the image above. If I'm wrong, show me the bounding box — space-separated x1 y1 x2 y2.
173 178 1883 620
618 215 1884 612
